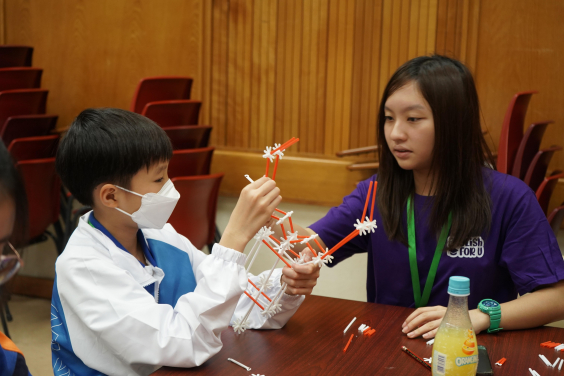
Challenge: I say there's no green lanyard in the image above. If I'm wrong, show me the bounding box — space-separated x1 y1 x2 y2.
407 195 452 308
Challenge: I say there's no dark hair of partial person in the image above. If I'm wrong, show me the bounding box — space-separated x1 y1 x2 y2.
0 143 28 247
56 108 173 207
376 55 495 250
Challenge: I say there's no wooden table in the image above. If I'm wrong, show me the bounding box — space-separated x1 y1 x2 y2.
153 295 564 375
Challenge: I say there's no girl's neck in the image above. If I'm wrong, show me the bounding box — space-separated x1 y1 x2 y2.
413 169 436 196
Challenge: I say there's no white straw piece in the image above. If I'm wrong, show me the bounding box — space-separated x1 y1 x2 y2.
529 368 537 376
358 324 366 332
553 357 560 367
244 174 254 183
534 371 541 376
426 339 435 345
556 344 564 351
539 354 552 367
559 358 563 370
343 317 357 334
228 358 251 371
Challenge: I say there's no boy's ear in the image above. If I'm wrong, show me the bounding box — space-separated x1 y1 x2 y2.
98 184 120 208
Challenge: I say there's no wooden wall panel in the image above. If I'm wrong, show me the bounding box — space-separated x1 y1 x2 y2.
6 0 561 209
4 0 207 129
474 0 564 215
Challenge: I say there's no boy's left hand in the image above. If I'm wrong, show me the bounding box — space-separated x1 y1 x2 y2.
281 250 321 295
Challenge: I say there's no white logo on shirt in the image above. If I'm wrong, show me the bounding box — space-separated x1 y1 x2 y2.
446 237 484 258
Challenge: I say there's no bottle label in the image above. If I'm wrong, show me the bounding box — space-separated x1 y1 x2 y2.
435 351 447 375
455 354 479 366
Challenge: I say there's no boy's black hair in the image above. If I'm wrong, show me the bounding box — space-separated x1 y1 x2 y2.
56 108 173 206
0 142 28 247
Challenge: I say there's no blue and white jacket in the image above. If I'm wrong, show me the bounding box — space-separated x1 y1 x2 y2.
51 212 304 376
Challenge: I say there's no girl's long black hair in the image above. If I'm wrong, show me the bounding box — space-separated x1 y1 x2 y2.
0 143 28 247
377 55 494 249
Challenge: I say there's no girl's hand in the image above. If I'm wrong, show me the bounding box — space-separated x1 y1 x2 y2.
402 306 447 339
402 306 490 339
220 177 282 252
281 250 321 295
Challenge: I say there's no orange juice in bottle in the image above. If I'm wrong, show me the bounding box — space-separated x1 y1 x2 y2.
432 276 478 376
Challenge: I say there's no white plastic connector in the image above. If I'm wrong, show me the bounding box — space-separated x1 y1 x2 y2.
354 217 377 236
553 357 560 367
539 354 551 367
426 339 435 346
343 317 356 334
228 358 251 371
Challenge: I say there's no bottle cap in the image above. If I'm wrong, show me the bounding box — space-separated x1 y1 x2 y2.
448 276 470 296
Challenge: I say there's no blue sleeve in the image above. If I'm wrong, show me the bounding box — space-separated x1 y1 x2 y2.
308 176 375 266
498 182 564 295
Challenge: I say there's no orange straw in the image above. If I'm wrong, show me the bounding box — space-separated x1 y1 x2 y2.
262 240 292 268
361 181 373 220
290 240 302 243
244 291 264 310
289 217 294 232
271 215 280 220
269 235 281 244
297 235 308 238
272 137 299 153
247 279 272 302
272 155 280 180
313 238 324 253
306 242 318 257
322 229 360 258
275 208 287 215
280 223 287 239
343 334 354 353
265 158 270 177
369 181 378 221
288 249 300 258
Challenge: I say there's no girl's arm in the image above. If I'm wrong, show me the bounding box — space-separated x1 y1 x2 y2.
402 280 564 339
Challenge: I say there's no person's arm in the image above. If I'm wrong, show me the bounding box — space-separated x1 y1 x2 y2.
403 178 564 339
268 218 327 255
402 281 564 338
220 176 282 252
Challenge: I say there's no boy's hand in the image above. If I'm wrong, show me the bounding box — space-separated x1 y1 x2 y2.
220 177 282 252
281 250 321 295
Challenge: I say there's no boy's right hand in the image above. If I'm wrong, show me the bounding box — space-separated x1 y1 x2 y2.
220 177 282 252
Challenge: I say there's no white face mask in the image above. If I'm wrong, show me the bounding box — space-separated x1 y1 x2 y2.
115 179 180 229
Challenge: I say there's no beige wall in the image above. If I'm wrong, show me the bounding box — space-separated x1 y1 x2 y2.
3 0 563 210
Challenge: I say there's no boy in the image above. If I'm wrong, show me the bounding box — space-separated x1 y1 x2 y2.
51 108 320 375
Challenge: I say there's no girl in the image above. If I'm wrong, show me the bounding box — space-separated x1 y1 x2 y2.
280 55 564 339
0 142 31 374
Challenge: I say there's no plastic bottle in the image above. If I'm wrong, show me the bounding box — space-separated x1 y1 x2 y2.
432 276 478 376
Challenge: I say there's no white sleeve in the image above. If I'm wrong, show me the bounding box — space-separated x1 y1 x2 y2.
57 244 247 373
230 268 305 329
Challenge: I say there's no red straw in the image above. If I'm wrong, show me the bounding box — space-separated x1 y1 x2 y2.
275 208 287 215
265 158 270 177
271 215 280 220
272 155 280 180
361 181 373 220
343 334 354 353
247 279 272 302
280 223 287 239
244 291 264 310
306 242 318 257
369 181 378 221
322 229 360 258
297 235 308 238
269 235 281 244
289 217 294 232
290 240 302 244
262 240 292 268
313 238 324 253
272 137 298 153
288 249 300 258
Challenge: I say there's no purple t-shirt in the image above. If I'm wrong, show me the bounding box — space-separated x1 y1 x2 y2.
310 168 564 308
